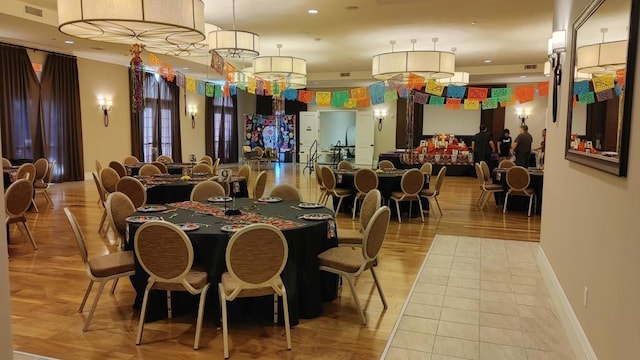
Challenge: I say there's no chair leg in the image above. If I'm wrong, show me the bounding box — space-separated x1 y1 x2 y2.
394 199 402 223
22 222 37 250
417 199 424 223
110 278 119 294
503 193 509 214
476 190 485 208
30 199 39 213
335 196 344 213
345 275 366 325
370 268 388 309
136 285 152 345
79 279 94 312
528 195 533 217
352 196 358 220
167 291 172 319
219 284 230 358
480 191 491 209
435 196 443 216
273 294 278 324
98 209 107 233
281 287 292 351
83 280 106 332
194 285 210 350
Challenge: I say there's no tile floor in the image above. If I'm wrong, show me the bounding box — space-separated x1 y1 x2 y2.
382 235 576 360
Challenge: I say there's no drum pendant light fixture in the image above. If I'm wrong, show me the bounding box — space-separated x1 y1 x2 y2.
208 0 260 58
372 38 456 81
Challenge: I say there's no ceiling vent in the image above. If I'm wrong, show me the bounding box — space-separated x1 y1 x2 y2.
524 64 538 70
340 72 351 77
24 5 43 17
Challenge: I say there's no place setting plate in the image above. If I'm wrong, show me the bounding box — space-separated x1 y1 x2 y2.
298 202 324 209
221 224 249 233
137 205 168 213
208 196 233 203
175 223 200 232
299 213 333 221
125 215 163 224
258 196 282 203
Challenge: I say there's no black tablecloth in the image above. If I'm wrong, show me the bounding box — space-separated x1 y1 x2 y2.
335 170 430 217
126 198 338 326
144 177 249 204
127 163 194 176
492 169 544 215
378 153 475 176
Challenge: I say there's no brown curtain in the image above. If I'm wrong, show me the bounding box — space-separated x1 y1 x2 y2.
0 43 45 160
40 53 84 181
165 79 182 162
205 95 238 163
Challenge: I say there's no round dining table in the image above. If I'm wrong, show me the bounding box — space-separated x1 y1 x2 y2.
138 174 249 204
492 168 544 215
125 198 338 326
126 162 198 176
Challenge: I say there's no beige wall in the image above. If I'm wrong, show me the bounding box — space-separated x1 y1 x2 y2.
180 90 206 161
504 83 549 147
0 145 12 359
540 0 640 359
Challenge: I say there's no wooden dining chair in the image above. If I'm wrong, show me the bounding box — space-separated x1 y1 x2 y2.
318 206 390 324
378 160 395 170
151 161 169 174
123 156 139 165
253 171 267 199
338 189 381 247
475 163 487 208
212 158 220 175
320 166 352 213
421 166 447 217
419 162 432 175
269 184 302 201
314 163 328 204
190 181 225 202
99 167 120 194
116 176 147 208
91 172 109 233
352 168 378 220
5 179 37 250
337 160 353 170
390 169 425 223
236 165 251 180
33 158 49 186
17 163 38 212
479 162 504 209
139 164 161 176
135 221 210 350
109 161 128 178
504 166 536 217
63 207 135 331
156 155 174 163
105 192 136 249
253 147 265 171
219 224 292 358
2 158 11 167
192 163 213 174
35 160 55 208
200 155 213 166
499 159 516 169
95 160 103 173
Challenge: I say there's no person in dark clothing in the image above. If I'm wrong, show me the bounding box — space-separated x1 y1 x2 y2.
512 125 533 167
471 125 495 164
497 129 512 160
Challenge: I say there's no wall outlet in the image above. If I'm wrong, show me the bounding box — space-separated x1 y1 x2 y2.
583 286 588 307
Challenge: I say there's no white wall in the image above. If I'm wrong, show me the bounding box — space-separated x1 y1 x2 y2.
423 106 481 135
540 0 640 359
504 83 549 147
318 111 356 151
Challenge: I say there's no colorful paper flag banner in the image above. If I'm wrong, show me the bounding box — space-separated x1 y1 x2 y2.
425 80 445 96
514 84 535 103
614 84 623 97
387 74 404 90
499 94 516 107
573 81 591 95
398 87 411 99
464 99 480 110
225 62 236 82
186 78 196 93
482 98 498 110
175 72 185 88
384 90 398 102
214 85 222 98
445 98 461 110
467 87 488 100
578 91 595 104
491 87 512 98
196 80 206 95
446 85 466 99
210 51 225 75
592 74 615 93
408 73 425 90
331 90 349 107
537 82 550 97
595 88 614 102
357 97 371 108
413 92 429 105
316 92 331 106
350 87 368 99
230 85 237 96
256 79 264 95
298 90 314 104
344 98 357 109
205 82 214 97
616 69 626 86
429 95 445 106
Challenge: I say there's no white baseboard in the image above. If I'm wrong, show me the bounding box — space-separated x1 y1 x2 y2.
536 245 598 360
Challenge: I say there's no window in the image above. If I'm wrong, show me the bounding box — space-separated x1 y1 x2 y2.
142 74 177 162
212 96 235 161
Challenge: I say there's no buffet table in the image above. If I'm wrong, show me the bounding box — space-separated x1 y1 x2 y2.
125 198 338 326
378 152 475 176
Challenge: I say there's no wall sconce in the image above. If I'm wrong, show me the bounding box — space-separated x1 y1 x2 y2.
188 106 197 129
548 30 566 123
374 109 387 131
516 108 531 126
98 97 112 127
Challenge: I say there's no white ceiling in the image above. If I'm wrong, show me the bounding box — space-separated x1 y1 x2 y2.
0 0 558 86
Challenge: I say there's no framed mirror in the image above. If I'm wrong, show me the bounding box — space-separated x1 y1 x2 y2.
565 0 638 176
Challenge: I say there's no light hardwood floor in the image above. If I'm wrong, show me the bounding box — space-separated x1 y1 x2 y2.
8 164 540 359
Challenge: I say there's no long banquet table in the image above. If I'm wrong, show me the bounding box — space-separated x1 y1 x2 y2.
125 198 338 326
